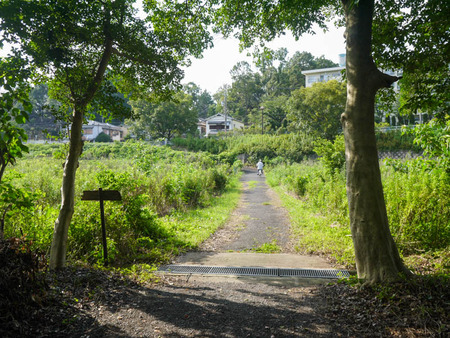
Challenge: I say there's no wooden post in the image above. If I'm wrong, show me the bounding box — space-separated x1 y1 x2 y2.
98 188 108 265
82 189 121 266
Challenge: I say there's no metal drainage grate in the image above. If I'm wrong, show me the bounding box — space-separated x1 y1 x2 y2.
158 265 349 279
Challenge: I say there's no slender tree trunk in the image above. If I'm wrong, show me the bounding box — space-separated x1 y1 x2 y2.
341 0 411 283
49 108 84 269
0 155 6 183
48 36 113 269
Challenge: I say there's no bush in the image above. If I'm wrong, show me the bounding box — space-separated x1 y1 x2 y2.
314 135 346 175
268 156 449 266
172 136 227 154
376 129 419 152
173 133 316 164
407 118 450 174
95 132 112 143
383 160 450 252
7 142 239 266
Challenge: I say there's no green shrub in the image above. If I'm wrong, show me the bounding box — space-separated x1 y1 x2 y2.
293 175 309 197
95 132 112 143
376 129 418 152
173 133 316 164
210 166 229 192
407 118 450 174
314 135 346 175
383 161 450 252
172 136 227 154
268 156 449 268
7 142 240 266
26 143 63 158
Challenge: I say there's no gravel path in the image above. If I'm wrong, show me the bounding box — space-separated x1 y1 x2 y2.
224 168 292 252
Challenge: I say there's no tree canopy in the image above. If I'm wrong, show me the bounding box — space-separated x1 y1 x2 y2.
372 0 450 117
129 91 198 140
287 80 346 140
0 56 32 182
216 51 339 130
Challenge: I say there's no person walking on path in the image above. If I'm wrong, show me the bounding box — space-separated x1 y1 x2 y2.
256 159 264 176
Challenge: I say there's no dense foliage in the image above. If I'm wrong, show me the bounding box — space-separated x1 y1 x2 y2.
287 80 347 140
1 141 240 266
0 57 32 183
266 158 449 273
375 128 420 152
173 133 317 164
173 129 419 165
127 92 199 140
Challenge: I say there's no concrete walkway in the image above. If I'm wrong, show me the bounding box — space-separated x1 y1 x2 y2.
171 168 335 282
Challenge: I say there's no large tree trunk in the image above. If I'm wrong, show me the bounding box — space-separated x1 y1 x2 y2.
341 0 411 283
49 108 84 269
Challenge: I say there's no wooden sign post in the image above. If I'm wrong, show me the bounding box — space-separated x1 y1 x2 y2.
81 188 122 266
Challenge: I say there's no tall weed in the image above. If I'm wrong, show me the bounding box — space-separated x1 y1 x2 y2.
5 142 239 266
383 161 450 252
268 158 449 268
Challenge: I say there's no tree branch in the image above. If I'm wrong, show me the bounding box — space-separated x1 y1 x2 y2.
111 47 155 67
377 70 402 89
82 39 113 106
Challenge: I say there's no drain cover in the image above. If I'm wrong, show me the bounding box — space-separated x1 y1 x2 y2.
158 265 349 279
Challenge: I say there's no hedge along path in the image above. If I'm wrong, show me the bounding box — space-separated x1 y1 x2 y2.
175 168 332 271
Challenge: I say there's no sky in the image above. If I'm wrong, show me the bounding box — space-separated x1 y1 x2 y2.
182 23 346 94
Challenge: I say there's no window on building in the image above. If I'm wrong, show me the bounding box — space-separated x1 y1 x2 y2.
308 76 317 84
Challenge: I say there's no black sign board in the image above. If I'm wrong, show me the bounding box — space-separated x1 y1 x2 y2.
81 189 122 201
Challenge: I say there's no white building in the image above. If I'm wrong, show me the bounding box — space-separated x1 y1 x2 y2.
302 52 401 92
202 113 244 137
302 66 345 87
82 120 127 141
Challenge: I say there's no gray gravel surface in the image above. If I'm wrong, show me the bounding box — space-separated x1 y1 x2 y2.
225 168 291 251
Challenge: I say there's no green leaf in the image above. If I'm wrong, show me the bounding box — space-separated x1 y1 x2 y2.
15 115 27 124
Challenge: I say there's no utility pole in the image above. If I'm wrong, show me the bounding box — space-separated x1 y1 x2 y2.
260 106 264 135
223 85 228 133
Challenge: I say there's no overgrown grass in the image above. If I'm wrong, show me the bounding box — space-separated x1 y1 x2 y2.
267 159 450 274
158 176 241 250
274 186 355 268
2 142 242 268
